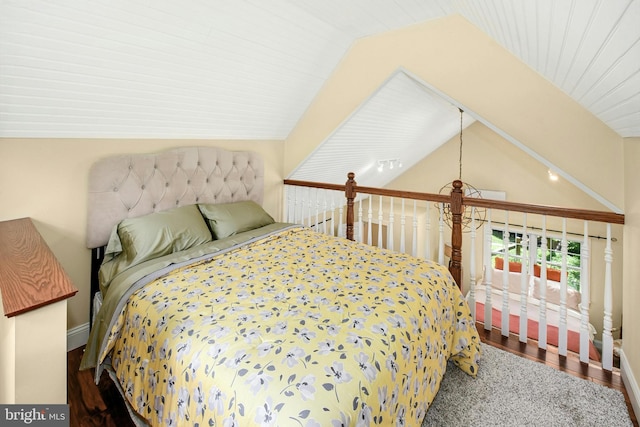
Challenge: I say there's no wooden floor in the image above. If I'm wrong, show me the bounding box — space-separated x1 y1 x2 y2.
67 349 134 427
67 327 638 427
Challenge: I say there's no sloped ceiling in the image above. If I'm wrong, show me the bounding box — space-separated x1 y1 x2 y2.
287 71 476 187
1 1 638 177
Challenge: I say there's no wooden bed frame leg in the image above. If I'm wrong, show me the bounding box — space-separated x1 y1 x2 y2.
450 180 463 289
345 172 357 241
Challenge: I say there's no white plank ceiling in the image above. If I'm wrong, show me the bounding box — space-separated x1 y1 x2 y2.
1 0 639 185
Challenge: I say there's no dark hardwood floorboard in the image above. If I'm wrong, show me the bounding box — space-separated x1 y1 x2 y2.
67 328 638 427
67 347 134 427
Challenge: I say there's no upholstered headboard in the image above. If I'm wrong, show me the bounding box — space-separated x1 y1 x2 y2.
86 146 264 249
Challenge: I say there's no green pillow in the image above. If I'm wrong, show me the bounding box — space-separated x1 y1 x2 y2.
198 200 274 239
100 205 213 288
119 204 212 265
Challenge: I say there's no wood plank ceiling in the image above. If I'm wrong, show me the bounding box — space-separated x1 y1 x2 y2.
1 1 638 185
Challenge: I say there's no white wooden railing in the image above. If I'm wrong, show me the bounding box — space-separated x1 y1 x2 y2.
284 177 625 371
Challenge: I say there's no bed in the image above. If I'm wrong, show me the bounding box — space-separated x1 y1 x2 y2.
472 259 599 361
80 146 482 426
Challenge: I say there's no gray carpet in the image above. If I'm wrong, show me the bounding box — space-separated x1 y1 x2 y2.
422 343 633 426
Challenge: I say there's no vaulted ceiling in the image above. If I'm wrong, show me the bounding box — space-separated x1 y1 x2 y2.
1 1 639 185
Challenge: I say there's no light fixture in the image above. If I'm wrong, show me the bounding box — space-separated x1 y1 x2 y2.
548 170 559 181
376 158 402 172
438 108 486 231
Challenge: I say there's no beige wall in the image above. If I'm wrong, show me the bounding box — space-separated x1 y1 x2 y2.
623 138 640 413
285 14 623 211
0 286 68 404
0 139 284 330
0 291 16 402
389 122 617 210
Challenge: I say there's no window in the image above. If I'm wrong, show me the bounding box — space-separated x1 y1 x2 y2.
491 229 582 291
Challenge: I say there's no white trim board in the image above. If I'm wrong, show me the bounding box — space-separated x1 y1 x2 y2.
620 349 640 423
67 322 90 352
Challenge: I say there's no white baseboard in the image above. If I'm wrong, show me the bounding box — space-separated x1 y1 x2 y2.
67 322 90 352
620 348 640 421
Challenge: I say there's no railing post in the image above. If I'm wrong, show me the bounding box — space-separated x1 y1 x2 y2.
579 221 591 364
501 211 510 336
468 207 477 320
602 223 614 370
484 209 493 331
450 180 463 289
519 214 529 343
345 172 356 241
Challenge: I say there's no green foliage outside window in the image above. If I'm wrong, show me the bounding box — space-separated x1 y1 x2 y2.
491 229 581 291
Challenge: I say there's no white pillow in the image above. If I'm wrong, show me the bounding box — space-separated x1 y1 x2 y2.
483 268 530 295
532 277 581 311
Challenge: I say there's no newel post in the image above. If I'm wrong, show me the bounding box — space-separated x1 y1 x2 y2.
450 180 463 289
345 172 357 241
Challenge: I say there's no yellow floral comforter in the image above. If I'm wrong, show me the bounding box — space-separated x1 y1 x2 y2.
103 226 481 426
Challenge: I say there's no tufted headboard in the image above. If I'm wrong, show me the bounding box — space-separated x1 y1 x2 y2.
86 146 264 249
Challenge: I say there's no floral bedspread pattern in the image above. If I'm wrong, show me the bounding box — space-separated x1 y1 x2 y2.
105 227 481 426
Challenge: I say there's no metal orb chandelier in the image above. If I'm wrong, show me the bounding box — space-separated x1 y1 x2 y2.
437 108 486 231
